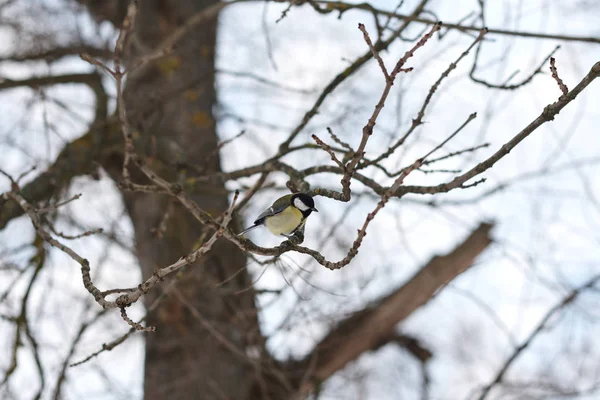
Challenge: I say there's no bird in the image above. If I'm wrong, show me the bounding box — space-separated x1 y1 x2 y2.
238 193 318 237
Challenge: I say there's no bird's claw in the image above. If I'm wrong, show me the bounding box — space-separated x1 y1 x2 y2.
282 230 304 245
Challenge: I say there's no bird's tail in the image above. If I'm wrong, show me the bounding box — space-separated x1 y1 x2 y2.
238 224 260 236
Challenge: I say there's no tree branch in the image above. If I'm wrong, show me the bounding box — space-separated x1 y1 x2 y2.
0 73 103 91
476 273 600 400
0 45 112 63
400 61 600 196
310 1 600 44
277 0 431 151
0 72 110 230
290 222 494 397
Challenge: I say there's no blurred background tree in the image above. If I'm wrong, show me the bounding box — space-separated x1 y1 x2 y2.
1 0 599 399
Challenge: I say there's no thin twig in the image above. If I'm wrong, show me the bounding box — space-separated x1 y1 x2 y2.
326 127 353 151
423 143 490 165
401 61 600 196
549 57 569 96
358 23 390 80
69 278 178 367
15 166 37 184
312 134 346 170
91 189 239 311
277 0 430 152
120 306 154 332
234 172 270 213
151 199 174 239
364 27 487 168
421 112 478 160
476 274 600 400
336 22 439 201
36 194 82 214
46 224 103 240
311 1 600 44
114 2 139 183
470 44 559 90
296 114 471 270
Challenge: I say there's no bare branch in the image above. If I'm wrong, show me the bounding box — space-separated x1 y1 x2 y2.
277 0 430 152
114 2 138 184
0 45 112 63
423 143 490 165
0 71 109 230
292 222 494 397
120 306 154 332
358 22 390 80
0 72 103 91
52 309 108 398
549 56 569 96
85 190 238 312
364 27 487 168
311 134 346 170
476 274 600 400
36 194 82 214
326 127 353 152
2 177 238 328
469 44 560 90
310 1 600 44
335 21 439 202
401 61 600 196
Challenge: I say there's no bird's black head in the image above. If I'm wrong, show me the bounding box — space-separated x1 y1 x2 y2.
291 193 318 217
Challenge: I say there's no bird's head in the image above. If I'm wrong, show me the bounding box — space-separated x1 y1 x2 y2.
291 193 318 215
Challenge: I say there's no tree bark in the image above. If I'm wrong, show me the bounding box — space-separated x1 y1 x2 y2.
106 1 262 399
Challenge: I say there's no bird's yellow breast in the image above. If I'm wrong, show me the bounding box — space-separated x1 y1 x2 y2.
264 206 304 236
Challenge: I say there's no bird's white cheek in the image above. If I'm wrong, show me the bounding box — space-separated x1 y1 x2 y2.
294 198 309 211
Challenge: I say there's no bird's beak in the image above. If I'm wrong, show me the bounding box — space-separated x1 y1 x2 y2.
312 207 319 212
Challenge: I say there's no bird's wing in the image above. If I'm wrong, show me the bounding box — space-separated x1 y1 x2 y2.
253 207 276 225
253 194 293 224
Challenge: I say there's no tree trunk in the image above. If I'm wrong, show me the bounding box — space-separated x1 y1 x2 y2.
106 1 262 398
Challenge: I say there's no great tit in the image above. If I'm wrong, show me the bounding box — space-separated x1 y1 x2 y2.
238 193 318 237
